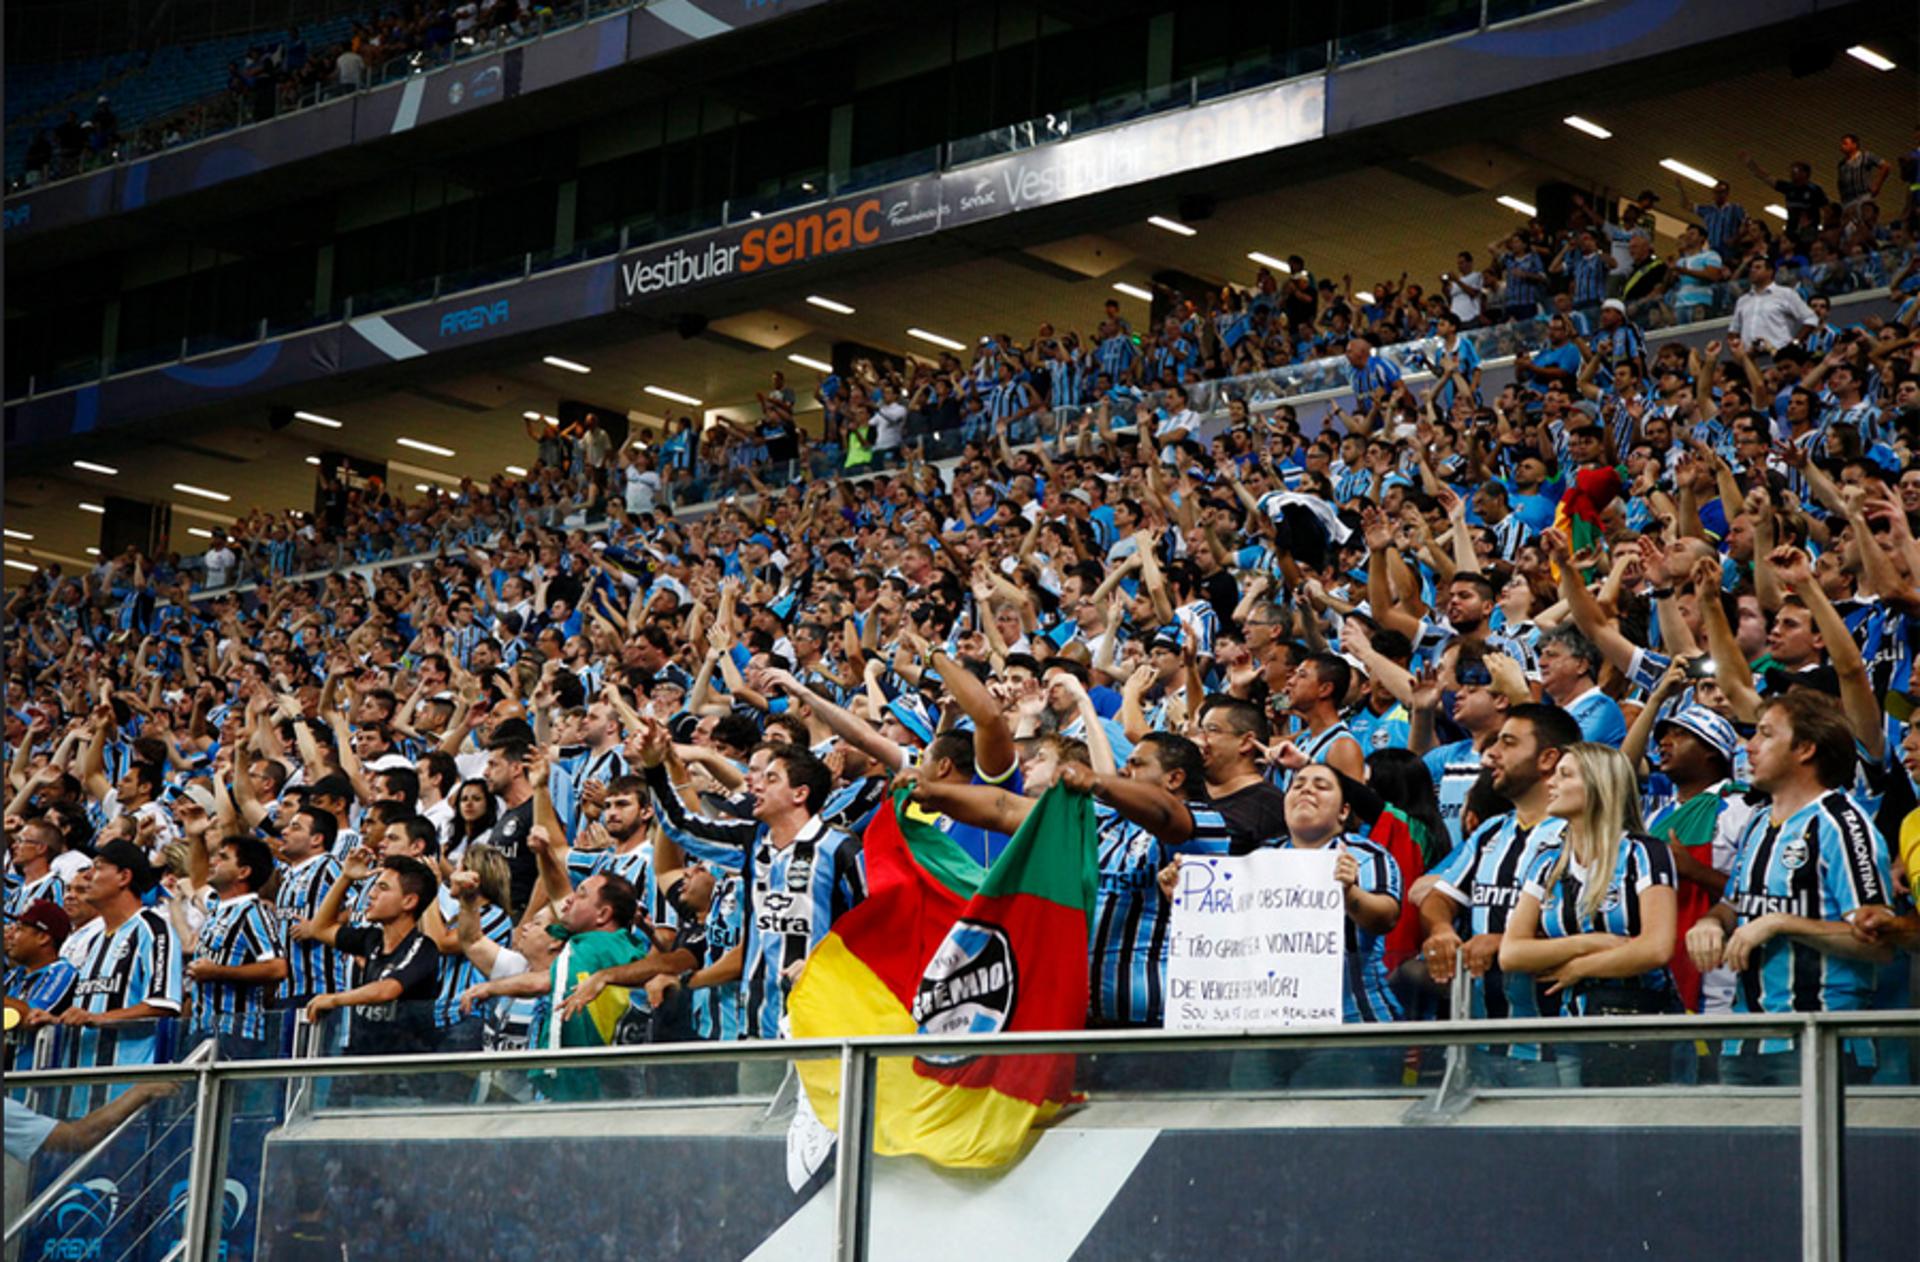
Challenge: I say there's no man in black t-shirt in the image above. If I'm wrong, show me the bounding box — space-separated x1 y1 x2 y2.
1192 695 1290 853
301 848 440 1058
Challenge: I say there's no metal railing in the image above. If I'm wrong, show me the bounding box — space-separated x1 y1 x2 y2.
7 1009 1916 1262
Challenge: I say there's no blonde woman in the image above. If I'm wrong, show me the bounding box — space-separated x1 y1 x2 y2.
1500 742 1679 1085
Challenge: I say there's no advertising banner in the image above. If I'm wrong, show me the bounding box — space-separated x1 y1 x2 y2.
617 73 1326 305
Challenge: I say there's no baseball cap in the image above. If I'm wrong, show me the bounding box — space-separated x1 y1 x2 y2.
94 839 160 896
1655 705 1739 766
1066 488 1093 505
15 899 72 946
1601 298 1628 315
179 782 218 813
748 532 777 551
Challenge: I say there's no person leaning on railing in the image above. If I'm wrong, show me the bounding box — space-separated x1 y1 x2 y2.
1499 743 1680 1087
1685 691 1895 1086
300 845 442 1061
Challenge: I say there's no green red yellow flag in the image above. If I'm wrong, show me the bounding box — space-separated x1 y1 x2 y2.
791 782 1099 1168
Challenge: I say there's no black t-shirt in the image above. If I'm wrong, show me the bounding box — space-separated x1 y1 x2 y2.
334 925 440 1056
492 800 537 912
1210 780 1291 855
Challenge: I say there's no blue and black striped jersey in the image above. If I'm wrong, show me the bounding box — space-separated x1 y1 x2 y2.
1088 802 1233 1027
1281 834 1403 1024
189 893 282 1040
432 891 512 1028
4 870 65 919
274 853 348 1001
1720 791 1890 1056
65 908 183 1101
677 872 746 1042
1430 813 1567 1056
1521 834 1677 1015
644 763 866 1040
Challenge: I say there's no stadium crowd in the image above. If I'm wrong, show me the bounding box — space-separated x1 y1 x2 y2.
6 134 1920 1099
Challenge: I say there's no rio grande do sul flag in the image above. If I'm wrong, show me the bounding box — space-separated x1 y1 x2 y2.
790 782 1098 1169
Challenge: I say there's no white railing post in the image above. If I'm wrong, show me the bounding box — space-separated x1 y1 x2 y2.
832 1043 875 1262
1799 1017 1842 1262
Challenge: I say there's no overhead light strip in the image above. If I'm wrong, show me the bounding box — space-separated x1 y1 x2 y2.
907 328 966 351
1660 158 1717 187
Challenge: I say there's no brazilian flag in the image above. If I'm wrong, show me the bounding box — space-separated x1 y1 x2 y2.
535 926 650 1100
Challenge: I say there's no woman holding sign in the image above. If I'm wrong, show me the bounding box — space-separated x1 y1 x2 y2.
1499 743 1679 1086
1264 764 1405 1088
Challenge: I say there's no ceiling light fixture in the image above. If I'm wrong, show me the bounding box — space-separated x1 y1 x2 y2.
1660 158 1717 187
305 456 323 465
806 295 855 315
1562 115 1613 139
522 410 544 421
1247 252 1291 272
1111 282 1154 302
1764 204 1789 220
1147 215 1196 237
294 411 342 429
788 353 834 373
1354 291 1377 305
72 460 120 475
4 559 36 573
3 529 33 541
415 484 433 493
171 483 231 502
1496 195 1538 216
79 502 106 514
1846 45 1895 71
505 465 529 477
396 438 456 457
187 527 214 539
907 328 966 351
85 547 99 557
542 355 591 373
644 385 704 407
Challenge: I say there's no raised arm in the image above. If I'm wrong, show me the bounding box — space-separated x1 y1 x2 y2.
930 649 1018 783
1770 546 1881 760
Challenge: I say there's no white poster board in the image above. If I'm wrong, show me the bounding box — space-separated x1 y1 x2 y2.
1164 849 1345 1030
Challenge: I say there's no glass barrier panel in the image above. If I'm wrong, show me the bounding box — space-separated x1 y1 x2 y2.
860 1032 1809 1260
222 1048 835 1262
1843 1071 1920 1257
5 1072 200 1262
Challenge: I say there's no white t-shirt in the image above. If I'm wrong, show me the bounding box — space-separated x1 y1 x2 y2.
624 467 662 515
203 546 238 588
874 402 908 451
51 850 93 883
61 918 104 968
1448 271 1484 324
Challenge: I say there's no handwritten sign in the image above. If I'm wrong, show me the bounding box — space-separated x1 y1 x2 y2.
1165 849 1345 1030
